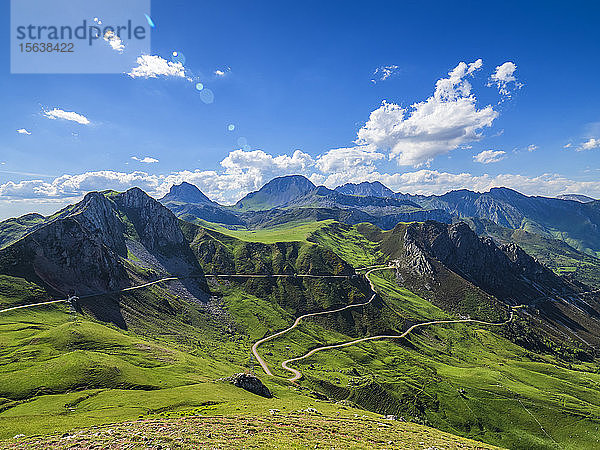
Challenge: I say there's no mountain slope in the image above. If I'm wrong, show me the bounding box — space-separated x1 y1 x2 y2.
160 182 216 205
0 188 206 326
335 181 395 197
0 213 46 249
465 217 600 289
161 176 600 258
234 175 316 211
164 176 452 230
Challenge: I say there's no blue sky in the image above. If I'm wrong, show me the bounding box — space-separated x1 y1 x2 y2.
1 0 599 219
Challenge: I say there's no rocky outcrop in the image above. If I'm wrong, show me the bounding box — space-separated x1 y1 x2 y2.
335 181 395 198
0 187 200 298
65 192 128 256
114 188 186 250
401 221 582 305
0 216 127 296
225 373 272 398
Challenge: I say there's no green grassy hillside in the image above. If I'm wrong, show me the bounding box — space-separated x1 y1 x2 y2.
1 218 599 449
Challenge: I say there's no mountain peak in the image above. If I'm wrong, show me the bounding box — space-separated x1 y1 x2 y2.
335 181 395 198
235 175 316 210
487 187 526 199
261 175 315 192
160 182 215 205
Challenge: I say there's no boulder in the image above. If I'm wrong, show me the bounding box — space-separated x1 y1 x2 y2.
228 373 272 398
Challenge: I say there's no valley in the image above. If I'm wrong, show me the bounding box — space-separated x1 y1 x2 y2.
0 180 599 449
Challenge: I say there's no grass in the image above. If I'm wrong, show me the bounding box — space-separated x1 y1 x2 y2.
245 272 600 449
308 222 384 267
4 415 502 449
0 275 48 309
197 219 336 244
1 271 599 449
0 214 45 250
0 307 501 449
1 220 600 449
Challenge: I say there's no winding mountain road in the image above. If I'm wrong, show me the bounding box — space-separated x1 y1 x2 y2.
281 305 524 382
251 266 395 376
248 265 525 382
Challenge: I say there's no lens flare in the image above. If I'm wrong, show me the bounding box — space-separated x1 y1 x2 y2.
199 88 215 104
171 51 186 65
195 82 204 91
228 124 235 131
144 14 155 28
237 137 248 147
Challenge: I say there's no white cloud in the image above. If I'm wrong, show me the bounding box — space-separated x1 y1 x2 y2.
371 65 399 83
214 68 230 77
220 149 314 180
578 138 600 151
131 156 159 164
104 30 124 53
17 128 31 135
473 150 506 164
356 59 497 166
316 169 600 199
564 143 572 149
0 171 161 200
488 62 523 98
316 146 384 174
527 144 538 152
128 55 187 79
4 147 600 207
44 108 90 125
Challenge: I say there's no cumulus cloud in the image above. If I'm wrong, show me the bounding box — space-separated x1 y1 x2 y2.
316 146 384 173
221 149 313 173
128 55 187 79
488 62 523 98
131 156 159 163
0 171 161 200
356 59 497 166
527 144 538 152
473 150 506 164
578 138 600 151
103 30 124 53
44 108 90 125
371 65 400 83
17 128 31 135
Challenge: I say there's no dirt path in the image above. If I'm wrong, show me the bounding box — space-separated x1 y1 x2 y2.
0 298 70 313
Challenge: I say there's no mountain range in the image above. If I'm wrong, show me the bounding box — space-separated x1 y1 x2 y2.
158 176 600 286
160 176 452 230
